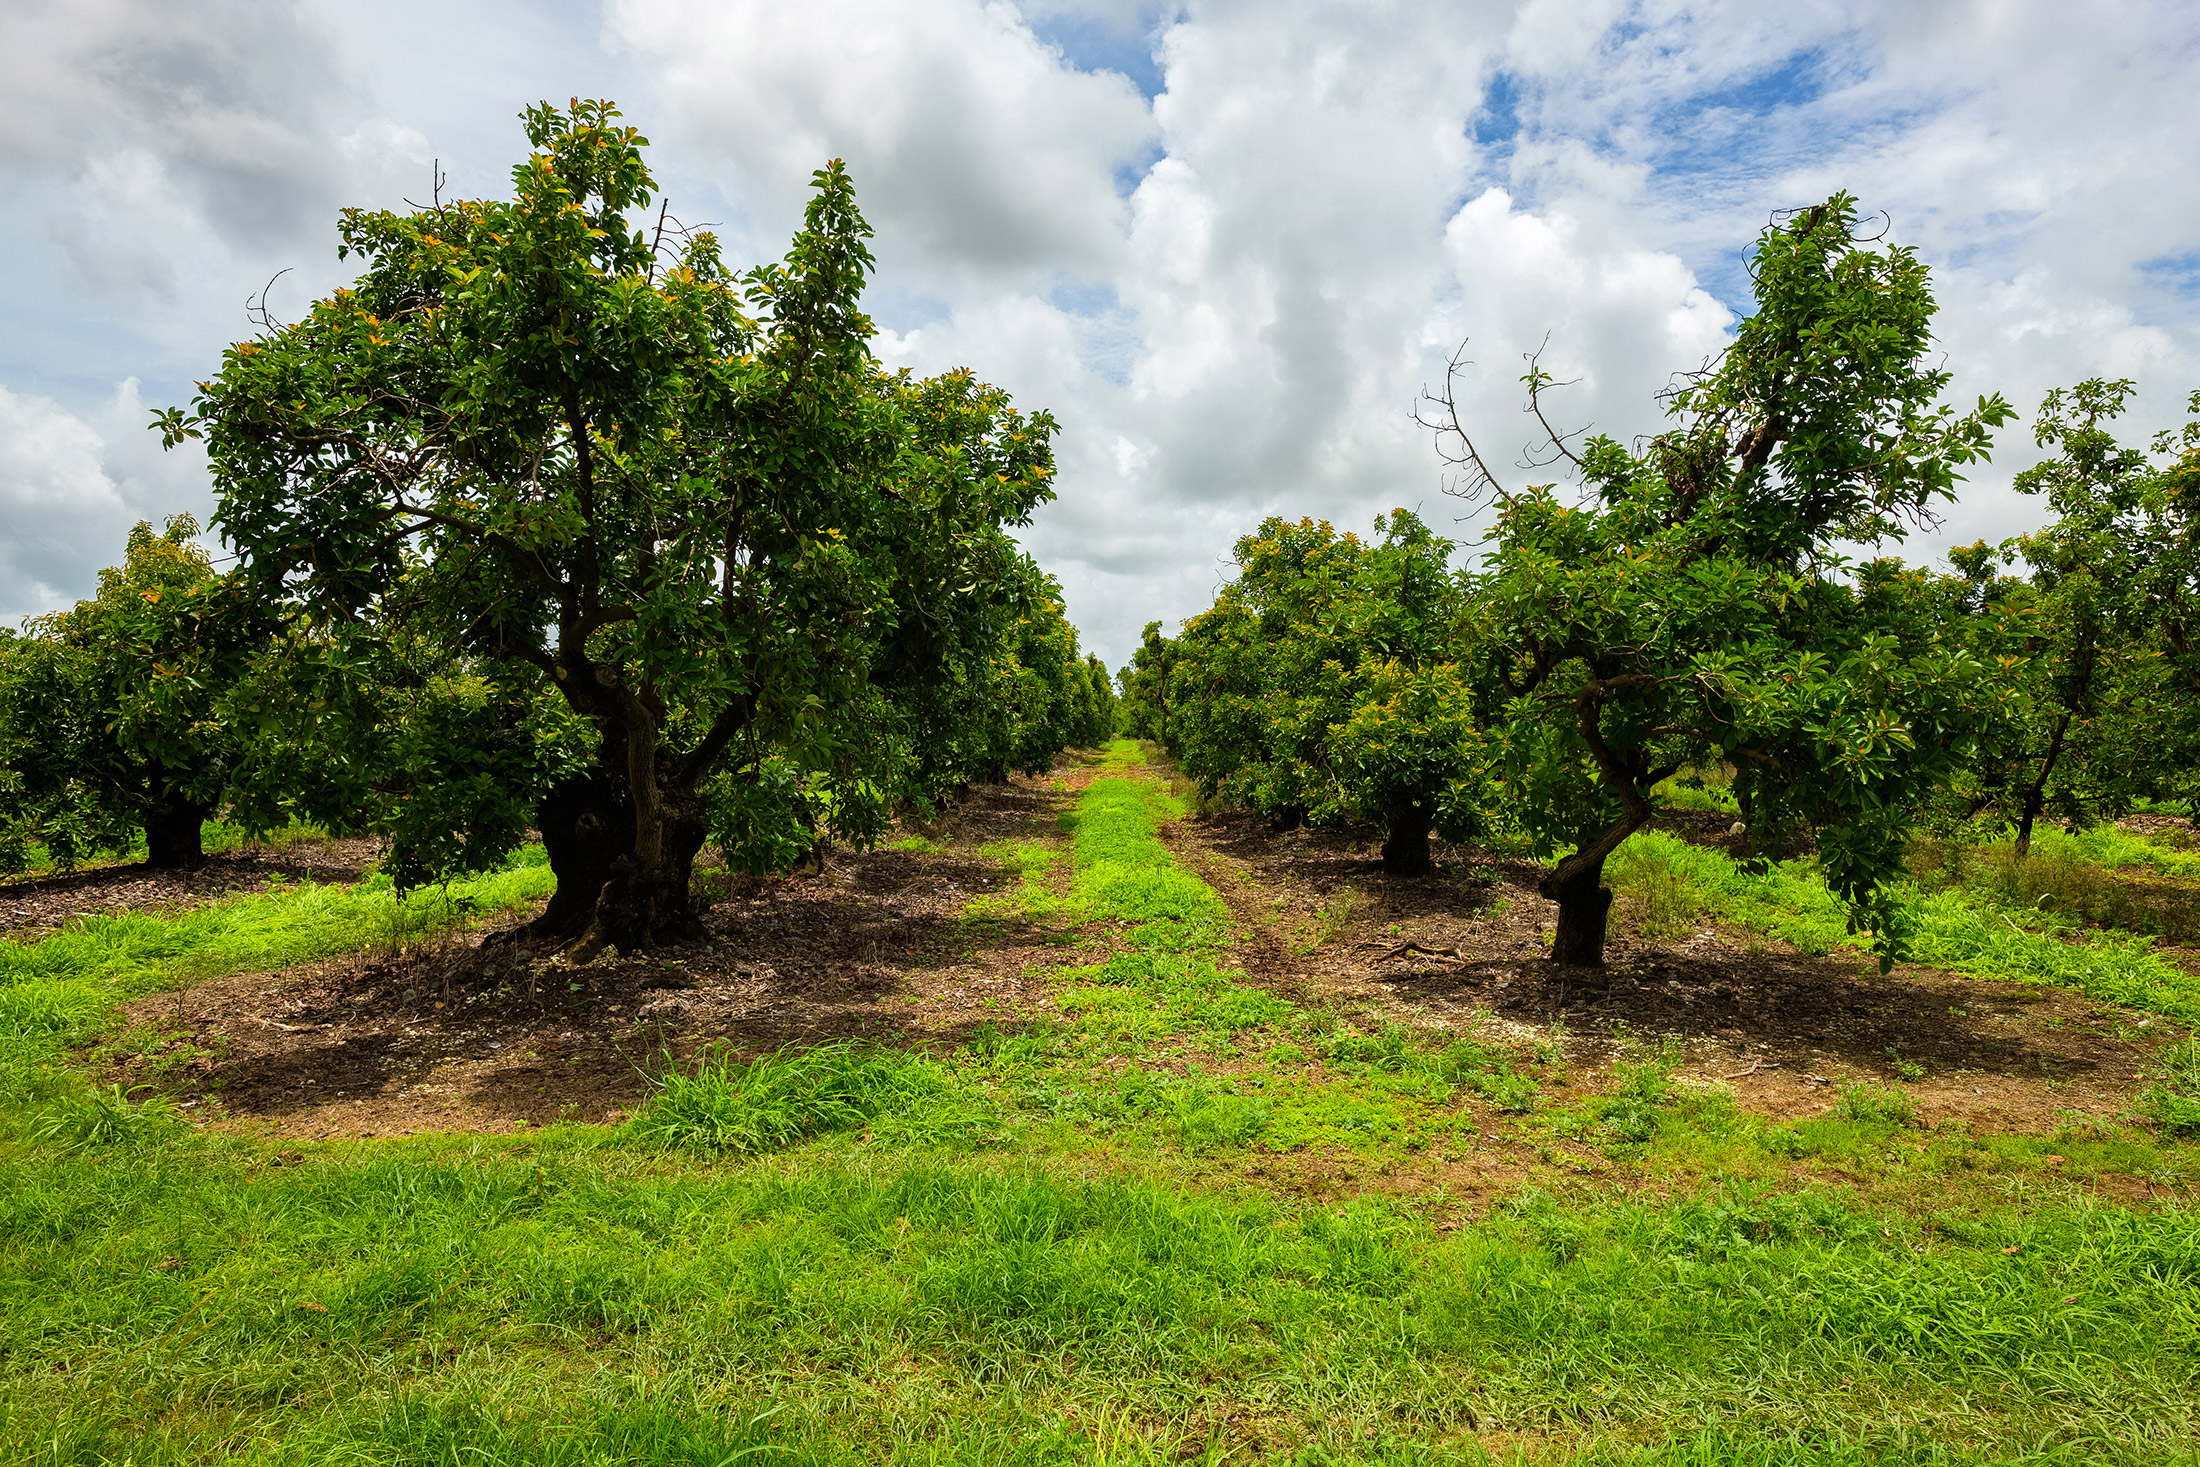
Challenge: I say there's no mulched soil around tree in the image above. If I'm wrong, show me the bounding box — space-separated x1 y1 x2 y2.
76 756 2189 1189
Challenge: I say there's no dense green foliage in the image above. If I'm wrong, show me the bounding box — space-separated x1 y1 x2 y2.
0 518 271 871
1136 195 2055 963
1148 511 1487 874
1454 194 2014 965
1940 380 2200 845
150 100 1098 952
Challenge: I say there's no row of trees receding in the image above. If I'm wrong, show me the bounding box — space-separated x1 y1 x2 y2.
0 102 1115 959
1123 196 2200 968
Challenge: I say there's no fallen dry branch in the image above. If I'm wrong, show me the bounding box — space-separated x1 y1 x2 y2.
1359 940 1468 964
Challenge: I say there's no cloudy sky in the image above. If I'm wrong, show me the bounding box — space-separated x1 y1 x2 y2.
3 0 2196 669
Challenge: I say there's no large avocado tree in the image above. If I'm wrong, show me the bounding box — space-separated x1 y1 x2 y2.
1164 510 1486 874
1434 195 2013 965
0 517 271 871
164 101 1058 957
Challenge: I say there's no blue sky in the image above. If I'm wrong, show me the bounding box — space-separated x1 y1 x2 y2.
2 0 2196 668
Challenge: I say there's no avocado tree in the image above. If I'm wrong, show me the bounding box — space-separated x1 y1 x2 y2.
1165 510 1485 874
1965 382 2200 843
0 517 271 871
163 101 1059 957
1117 621 1180 744
1433 195 2013 964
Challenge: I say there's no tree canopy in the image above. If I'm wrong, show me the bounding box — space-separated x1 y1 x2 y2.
1430 194 2014 964
1147 510 1487 875
160 100 1082 955
1941 381 2200 845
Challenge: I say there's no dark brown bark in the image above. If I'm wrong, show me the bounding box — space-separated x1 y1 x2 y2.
1380 798 1434 876
508 766 709 957
1542 854 1615 966
142 791 214 870
1534 673 1674 965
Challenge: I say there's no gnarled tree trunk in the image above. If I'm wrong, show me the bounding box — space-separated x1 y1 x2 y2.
1537 806 1656 967
1539 851 1615 966
510 765 710 958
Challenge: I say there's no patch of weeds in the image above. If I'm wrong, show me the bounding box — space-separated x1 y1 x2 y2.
965 837 1073 926
1498 1185 1593 1262
1293 883 1361 955
2136 1035 2200 1136
1170 1075 1272 1151
979 838 1054 876
1473 1069 1541 1114
886 834 944 855
624 1041 995 1153
1883 1045 1926 1081
1055 951 1299 1049
1598 1062 1674 1143
1831 1080 1917 1127
1317 1023 1539 1115
1610 837 1704 942
90 1023 226 1086
1254 1076 1439 1152
964 1023 1058 1072
28 1083 186 1151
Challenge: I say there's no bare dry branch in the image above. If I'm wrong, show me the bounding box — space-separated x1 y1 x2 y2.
1415 341 1515 510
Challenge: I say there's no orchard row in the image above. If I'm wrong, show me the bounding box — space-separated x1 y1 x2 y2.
1123 198 2200 968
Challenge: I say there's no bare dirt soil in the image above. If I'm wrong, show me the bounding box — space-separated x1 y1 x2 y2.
87 755 2185 1158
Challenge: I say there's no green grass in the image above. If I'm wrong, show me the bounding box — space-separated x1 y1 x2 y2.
2140 1037 2200 1137
0 848 557 1099
2 1134 2196 1464
624 1041 999 1153
1605 831 2200 1026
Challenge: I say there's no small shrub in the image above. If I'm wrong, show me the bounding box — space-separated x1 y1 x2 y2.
1759 1125 1810 1158
1833 1080 1916 1126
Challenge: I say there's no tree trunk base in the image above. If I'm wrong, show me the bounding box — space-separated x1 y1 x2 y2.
491 771 711 960
1538 850 1616 967
1381 802 1434 876
143 797 213 871
1549 885 1613 966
